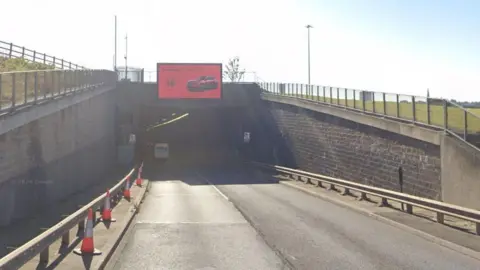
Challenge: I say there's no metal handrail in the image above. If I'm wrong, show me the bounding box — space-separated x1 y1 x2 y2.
251 161 480 235
258 82 480 149
0 41 86 70
0 168 137 269
0 69 116 114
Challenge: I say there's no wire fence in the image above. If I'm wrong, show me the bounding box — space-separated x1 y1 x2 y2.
0 41 86 70
259 82 480 148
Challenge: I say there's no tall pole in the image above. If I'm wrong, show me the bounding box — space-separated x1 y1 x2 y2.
114 15 117 71
124 34 128 80
306 25 313 86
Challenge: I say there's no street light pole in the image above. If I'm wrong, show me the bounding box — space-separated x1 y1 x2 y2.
306 25 313 96
114 15 117 71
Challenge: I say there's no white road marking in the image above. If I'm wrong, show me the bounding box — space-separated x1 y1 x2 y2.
195 172 229 201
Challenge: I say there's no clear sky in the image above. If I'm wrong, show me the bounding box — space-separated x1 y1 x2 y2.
1 0 479 100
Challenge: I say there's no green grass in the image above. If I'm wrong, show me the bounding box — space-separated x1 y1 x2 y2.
0 58 80 108
281 93 480 134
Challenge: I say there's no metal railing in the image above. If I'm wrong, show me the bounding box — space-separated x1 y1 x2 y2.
0 69 117 114
118 70 263 84
0 41 86 70
251 161 480 235
259 82 480 148
0 168 138 269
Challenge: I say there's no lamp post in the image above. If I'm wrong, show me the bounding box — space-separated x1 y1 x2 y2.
306 25 313 96
124 34 128 80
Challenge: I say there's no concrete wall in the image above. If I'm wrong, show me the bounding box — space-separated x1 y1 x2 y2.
261 100 442 199
441 135 480 210
0 89 117 226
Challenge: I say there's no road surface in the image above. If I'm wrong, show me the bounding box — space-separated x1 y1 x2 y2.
108 166 480 270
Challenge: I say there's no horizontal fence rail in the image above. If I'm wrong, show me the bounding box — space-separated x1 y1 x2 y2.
251 161 480 235
0 41 86 70
0 69 117 114
258 82 480 149
0 168 137 269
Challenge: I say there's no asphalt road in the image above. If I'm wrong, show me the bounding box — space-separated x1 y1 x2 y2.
110 167 480 270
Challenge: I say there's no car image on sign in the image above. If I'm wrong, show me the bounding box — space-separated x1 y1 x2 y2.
187 76 219 92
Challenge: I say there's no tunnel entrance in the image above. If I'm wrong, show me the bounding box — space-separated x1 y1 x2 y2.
136 105 245 169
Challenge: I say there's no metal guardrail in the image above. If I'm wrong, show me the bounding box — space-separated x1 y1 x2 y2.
0 69 117 114
259 82 480 149
0 41 86 70
0 168 137 270
251 161 480 235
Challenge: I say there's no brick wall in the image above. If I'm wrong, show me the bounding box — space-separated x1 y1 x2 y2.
263 101 442 199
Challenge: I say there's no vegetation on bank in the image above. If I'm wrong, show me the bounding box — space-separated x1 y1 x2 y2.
0 57 54 72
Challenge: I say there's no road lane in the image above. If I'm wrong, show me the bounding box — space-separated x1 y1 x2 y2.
109 171 287 270
203 168 480 270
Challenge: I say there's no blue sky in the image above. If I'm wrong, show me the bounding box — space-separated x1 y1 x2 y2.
0 0 479 100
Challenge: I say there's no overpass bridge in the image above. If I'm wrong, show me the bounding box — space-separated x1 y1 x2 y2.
0 67 480 269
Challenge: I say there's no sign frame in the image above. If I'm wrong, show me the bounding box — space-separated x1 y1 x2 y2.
156 62 223 100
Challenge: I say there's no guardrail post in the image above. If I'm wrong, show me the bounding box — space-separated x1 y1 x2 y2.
21 47 25 58
77 219 85 237
327 183 336 191
316 179 324 188
340 187 350 196
436 212 444 224
476 223 480 235
412 96 416 123
62 231 70 246
61 59 64 69
33 50 36 62
463 110 468 140
40 247 49 265
316 86 319 101
378 197 388 207
295 84 298 97
406 204 413 214
43 53 46 64
323 86 326 102
344 88 348 107
53 57 56 68
357 192 368 201
372 93 376 113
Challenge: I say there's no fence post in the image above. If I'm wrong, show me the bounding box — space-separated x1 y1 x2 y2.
8 43 13 58
43 53 46 64
329 87 333 104
412 96 416 123
24 72 28 104
316 86 319 101
362 91 366 111
382 93 386 115
21 47 25 58
323 86 326 102
396 94 400 118
344 88 348 107
11 73 16 111
61 59 64 69
34 72 38 104
443 100 448 131
372 92 376 114
33 50 36 62
336 87 340 105
0 74 2 110
426 96 431 125
464 110 468 140
53 57 56 68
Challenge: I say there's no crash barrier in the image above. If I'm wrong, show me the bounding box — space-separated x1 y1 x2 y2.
0 164 142 269
251 161 480 235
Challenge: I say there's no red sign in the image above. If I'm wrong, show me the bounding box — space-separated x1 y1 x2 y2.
157 63 222 99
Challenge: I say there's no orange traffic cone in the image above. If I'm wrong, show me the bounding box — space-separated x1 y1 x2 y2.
74 208 102 255
99 190 116 222
135 170 143 186
123 177 131 199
